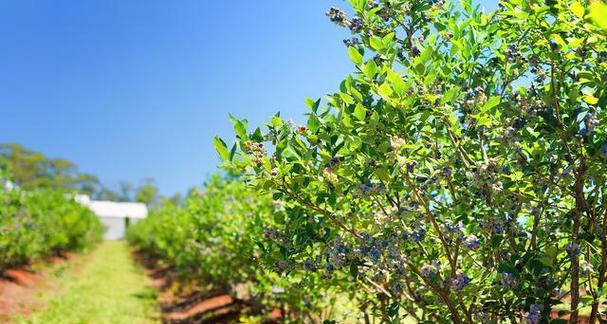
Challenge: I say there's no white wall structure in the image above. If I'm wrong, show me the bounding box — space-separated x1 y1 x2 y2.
76 196 148 240
2 179 14 191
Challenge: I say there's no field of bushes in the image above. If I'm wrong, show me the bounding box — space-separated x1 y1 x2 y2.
0 185 103 271
3 0 607 323
128 0 607 322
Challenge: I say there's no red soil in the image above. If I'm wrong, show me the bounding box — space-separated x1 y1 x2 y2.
0 269 43 321
164 294 236 322
0 254 75 322
132 250 285 323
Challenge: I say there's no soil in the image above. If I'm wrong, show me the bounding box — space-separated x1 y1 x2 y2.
0 254 75 322
132 250 284 324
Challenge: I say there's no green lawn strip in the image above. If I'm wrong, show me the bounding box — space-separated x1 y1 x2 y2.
17 241 159 324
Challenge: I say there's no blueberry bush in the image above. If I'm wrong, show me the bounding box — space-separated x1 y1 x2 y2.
0 186 104 271
216 0 607 322
126 176 351 321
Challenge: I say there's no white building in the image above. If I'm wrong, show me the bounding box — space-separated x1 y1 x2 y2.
77 195 147 240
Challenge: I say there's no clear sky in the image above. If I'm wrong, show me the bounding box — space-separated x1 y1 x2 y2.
0 1 497 195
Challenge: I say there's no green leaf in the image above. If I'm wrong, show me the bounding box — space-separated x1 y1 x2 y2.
419 46 433 63
386 70 407 94
473 114 493 127
481 96 500 112
271 116 284 128
378 83 393 99
229 114 248 139
363 60 378 79
340 92 355 105
308 116 320 133
580 295 594 305
306 97 321 112
348 47 363 66
570 1 585 18
375 167 390 182
382 32 395 43
353 104 367 121
590 1 607 29
583 95 599 105
213 137 230 161
369 36 384 51
441 87 459 104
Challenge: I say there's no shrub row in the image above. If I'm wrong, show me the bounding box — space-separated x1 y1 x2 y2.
212 0 607 323
0 187 104 271
126 176 355 321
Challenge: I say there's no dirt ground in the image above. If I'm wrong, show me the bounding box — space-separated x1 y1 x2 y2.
0 254 75 322
133 250 283 324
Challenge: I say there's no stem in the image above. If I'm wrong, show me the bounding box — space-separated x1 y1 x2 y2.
589 206 607 323
570 160 587 323
439 290 465 324
275 179 363 241
405 260 465 324
404 173 457 274
529 205 544 250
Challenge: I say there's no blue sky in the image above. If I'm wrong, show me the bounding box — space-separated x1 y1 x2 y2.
0 1 497 195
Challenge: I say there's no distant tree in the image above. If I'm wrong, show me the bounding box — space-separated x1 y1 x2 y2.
135 178 159 207
0 143 103 194
164 193 183 206
118 181 133 202
94 188 121 201
0 155 9 182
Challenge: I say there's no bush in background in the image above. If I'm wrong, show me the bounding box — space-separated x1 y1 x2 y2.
0 187 104 271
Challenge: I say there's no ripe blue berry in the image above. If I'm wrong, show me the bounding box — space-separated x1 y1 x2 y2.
600 143 607 159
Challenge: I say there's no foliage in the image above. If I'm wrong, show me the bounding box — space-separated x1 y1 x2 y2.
0 186 104 271
127 175 350 321
218 0 607 322
0 143 101 195
134 178 159 206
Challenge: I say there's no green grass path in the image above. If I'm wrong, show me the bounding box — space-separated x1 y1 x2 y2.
18 241 159 324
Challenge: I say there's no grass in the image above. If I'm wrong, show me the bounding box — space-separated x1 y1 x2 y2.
17 241 159 324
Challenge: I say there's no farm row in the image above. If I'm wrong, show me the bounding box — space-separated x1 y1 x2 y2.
132 0 607 322
0 186 103 272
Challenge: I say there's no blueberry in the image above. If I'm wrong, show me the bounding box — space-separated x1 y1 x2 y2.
464 235 480 249
368 247 381 261
527 304 544 324
600 143 607 159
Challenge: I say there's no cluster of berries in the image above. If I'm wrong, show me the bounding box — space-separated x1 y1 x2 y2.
401 220 427 243
243 141 266 166
343 37 361 47
464 86 488 107
420 261 441 278
356 182 386 198
505 44 525 62
325 7 347 25
499 272 518 289
526 304 544 324
325 7 366 34
463 235 480 249
580 112 598 136
564 242 580 258
390 135 407 152
449 272 470 291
